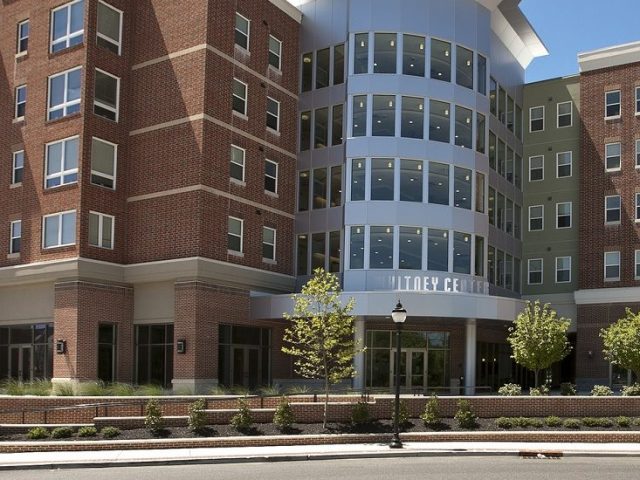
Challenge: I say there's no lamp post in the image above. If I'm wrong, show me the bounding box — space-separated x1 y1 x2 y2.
390 301 407 449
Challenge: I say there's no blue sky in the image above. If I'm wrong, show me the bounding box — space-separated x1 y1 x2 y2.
522 0 640 82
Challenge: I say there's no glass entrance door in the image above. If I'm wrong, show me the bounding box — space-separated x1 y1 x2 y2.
391 348 426 391
232 346 261 389
9 345 32 382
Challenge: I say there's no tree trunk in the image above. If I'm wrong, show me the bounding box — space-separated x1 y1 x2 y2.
534 370 539 388
323 353 329 429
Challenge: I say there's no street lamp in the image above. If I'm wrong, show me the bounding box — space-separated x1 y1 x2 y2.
390 300 407 449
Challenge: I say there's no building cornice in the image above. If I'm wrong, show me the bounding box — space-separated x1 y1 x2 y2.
578 41 640 72
574 287 640 305
270 0 302 23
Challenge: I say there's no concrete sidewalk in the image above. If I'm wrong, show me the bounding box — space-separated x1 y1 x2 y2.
2 442 640 470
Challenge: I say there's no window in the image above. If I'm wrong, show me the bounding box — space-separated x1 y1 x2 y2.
456 46 473 89
329 230 341 272
403 34 425 77
314 107 328 148
528 258 543 285
489 77 497 116
48 67 81 120
10 221 21 255
636 193 640 221
476 172 485 213
506 96 514 131
505 254 513 290
313 168 327 209
488 246 495 284
298 171 309 211
428 162 449 205
514 258 521 293
351 159 365 201
354 33 369 74
17 20 29 54
605 195 621 224
430 39 451 81
637 87 640 115
228 217 243 253
96 1 122 54
636 250 640 279
555 256 571 283
636 139 640 168
371 158 394 201
372 95 395 136
476 113 486 153
230 145 245 182
488 187 495 226
506 147 514 183
51 0 84 53
515 104 523 139
370 226 393 269
604 251 620 281
315 48 330 88
374 33 397 74
557 101 572 127
529 205 543 231
475 236 484 277
515 154 522 189
352 95 367 137
266 97 280 131
297 235 309 275
331 104 343 145
262 227 276 261
43 211 76 248
45 136 79 188
477 55 487 95
557 152 572 178
400 160 422 202
498 87 506 123
15 85 26 119
232 79 247 116
514 204 522 239
401 97 424 139
234 13 250 50
506 199 513 235
12 151 24 184
89 212 114 249
265 160 278 194
349 226 365 269
91 138 117 189
333 44 345 85
97 324 117 383
312 233 326 273
428 229 449 272
605 143 621 171
454 106 473 149
529 155 544 181
268 35 282 70
453 232 471 274
429 100 450 143
488 131 496 170
330 165 342 207
556 202 572 229
301 52 313 92
453 167 472 210
605 90 621 118
497 139 505 177
300 111 311 151
94 69 119 121
529 106 544 132
496 193 505 230
399 227 422 270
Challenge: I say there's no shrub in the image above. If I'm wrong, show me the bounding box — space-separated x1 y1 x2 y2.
563 418 581 429
454 399 478 429
209 385 231 395
26 427 49 439
582 417 613 428
495 417 514 429
497 383 521 396
351 401 371 425
633 418 640 427
397 399 410 427
259 385 281 396
51 427 74 439
621 383 640 396
273 397 296 431
24 380 53 396
187 398 207 434
421 395 440 427
591 385 613 396
101 426 121 439
137 384 164 396
144 399 164 435
545 416 562 428
80 381 109 396
53 382 75 396
230 385 251 396
77 426 97 437
615 416 631 428
509 417 542 429
528 418 544 428
4 380 25 396
108 383 136 396
560 382 577 396
529 384 550 396
286 385 311 395
230 399 253 431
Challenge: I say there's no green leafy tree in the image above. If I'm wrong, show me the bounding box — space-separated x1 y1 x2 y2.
282 268 363 428
507 300 572 387
601 308 640 378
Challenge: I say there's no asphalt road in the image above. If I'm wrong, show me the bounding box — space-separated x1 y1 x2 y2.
3 456 640 480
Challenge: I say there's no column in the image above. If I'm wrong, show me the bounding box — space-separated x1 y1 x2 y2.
353 317 366 391
464 319 477 396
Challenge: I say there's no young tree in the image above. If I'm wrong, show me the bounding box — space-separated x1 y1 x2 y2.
507 300 572 387
282 268 363 428
601 308 640 378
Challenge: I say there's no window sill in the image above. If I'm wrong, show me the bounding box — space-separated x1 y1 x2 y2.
604 222 621 226
15 51 28 60
265 190 279 198
6 253 20 260
605 115 621 121
230 178 246 187
262 258 277 265
234 44 250 56
232 111 248 121
45 112 82 126
604 278 620 283
48 42 84 60
12 117 25 124
268 65 282 75
605 168 622 173
266 127 281 136
9 182 22 189
227 250 244 258
44 182 78 193
42 244 76 251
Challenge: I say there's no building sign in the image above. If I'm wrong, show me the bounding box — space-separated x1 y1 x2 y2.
380 273 489 295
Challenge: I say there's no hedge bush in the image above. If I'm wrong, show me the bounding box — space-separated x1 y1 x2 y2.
545 416 562 427
187 398 207 434
454 400 478 429
77 426 98 437
591 385 613 396
421 395 440 427
101 426 121 438
497 383 521 396
563 419 581 429
351 401 371 425
26 427 49 439
621 384 640 396
51 427 74 439
274 397 296 431
230 399 253 431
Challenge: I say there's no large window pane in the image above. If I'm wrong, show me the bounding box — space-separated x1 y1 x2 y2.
298 171 309 211
352 96 367 137
403 34 425 76
455 106 473 149
350 226 365 269
314 107 328 148
401 96 424 139
301 52 313 92
313 168 327 209
400 160 423 202
431 39 451 81
488 187 495 226
370 226 394 269
428 229 449 272
399 227 422 270
453 232 471 274
331 104 343 145
374 33 396 73
300 111 311 151
475 172 485 213
453 167 472 210
371 158 394 201
489 77 497 116
477 54 487 95
312 233 326 270
456 46 473 89
428 162 449 205
330 165 342 207
351 159 366 201
354 33 369 74
315 48 330 89
372 95 395 136
475 236 484 277
429 100 450 143
297 235 308 275
333 44 345 85
329 231 341 272
489 131 496 170
476 112 486 153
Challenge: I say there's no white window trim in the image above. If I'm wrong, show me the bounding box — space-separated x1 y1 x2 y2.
228 216 243 254
605 142 621 172
230 144 246 183
232 78 248 116
636 87 640 116
12 150 24 185
47 66 82 120
89 211 115 249
557 101 572 128
91 137 117 190
635 250 640 280
262 226 276 261
94 68 120 122
265 159 278 194
528 205 544 231
42 210 76 249
50 0 85 53
527 258 543 285
45 135 79 189
15 85 26 120
529 105 544 132
604 251 621 281
636 193 640 223
266 96 280 132
636 139 640 169
528 155 544 182
605 90 621 119
234 12 250 51
268 35 282 71
556 151 572 178
556 202 572 229
605 195 621 225
555 256 571 284
96 0 123 55
17 19 29 55
10 220 21 255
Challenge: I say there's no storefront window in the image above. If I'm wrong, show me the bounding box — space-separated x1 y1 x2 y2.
219 325 270 389
136 324 173 388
